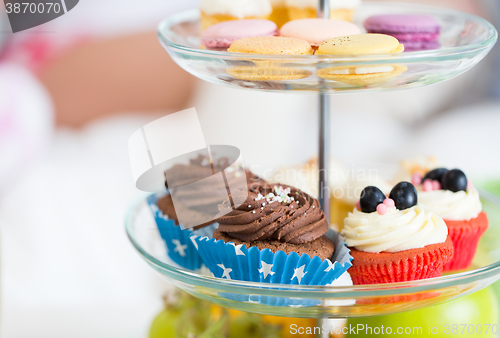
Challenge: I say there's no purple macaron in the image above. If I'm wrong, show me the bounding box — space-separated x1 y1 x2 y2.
364 14 441 51
201 19 279 49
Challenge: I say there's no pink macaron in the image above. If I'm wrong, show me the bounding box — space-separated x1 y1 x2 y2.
280 18 361 47
201 19 279 49
364 14 441 51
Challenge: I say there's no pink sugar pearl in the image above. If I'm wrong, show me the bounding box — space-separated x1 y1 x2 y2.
383 198 395 208
355 200 361 211
377 203 388 215
432 180 441 190
423 179 434 192
468 180 474 189
411 173 422 186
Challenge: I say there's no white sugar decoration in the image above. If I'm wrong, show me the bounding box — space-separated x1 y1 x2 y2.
262 203 265 206
252 211 256 214
312 206 315 208
261 207 263 210
248 205 251 208
262 186 294 205
255 193 265 201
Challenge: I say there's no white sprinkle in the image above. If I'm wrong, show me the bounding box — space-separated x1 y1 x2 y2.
261 207 263 210
291 206 293 208
248 205 251 208
304 212 307 215
262 203 265 206
313 206 315 209
252 211 256 214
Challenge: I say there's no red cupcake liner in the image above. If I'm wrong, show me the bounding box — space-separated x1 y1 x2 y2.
443 212 489 272
348 236 453 285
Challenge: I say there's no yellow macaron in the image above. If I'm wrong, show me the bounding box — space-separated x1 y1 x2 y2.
316 34 406 86
227 36 313 81
228 36 314 55
316 34 404 55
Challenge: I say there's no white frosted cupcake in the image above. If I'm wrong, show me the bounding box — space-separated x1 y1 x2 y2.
412 168 488 272
342 183 453 285
286 0 361 22
200 0 273 31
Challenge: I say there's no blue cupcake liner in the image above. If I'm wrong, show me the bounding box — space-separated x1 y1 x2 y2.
193 229 352 286
146 192 216 271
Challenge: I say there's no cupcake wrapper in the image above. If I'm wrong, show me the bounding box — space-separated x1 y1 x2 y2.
349 236 454 285
146 193 217 271
444 212 489 272
193 229 352 286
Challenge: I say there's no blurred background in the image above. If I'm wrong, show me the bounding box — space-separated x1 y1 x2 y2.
0 0 499 337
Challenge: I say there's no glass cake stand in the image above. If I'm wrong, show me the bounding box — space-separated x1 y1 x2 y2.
126 191 500 318
127 0 499 325
157 3 497 94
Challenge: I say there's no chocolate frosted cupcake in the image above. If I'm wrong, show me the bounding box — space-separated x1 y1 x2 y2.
215 183 334 259
194 182 353 286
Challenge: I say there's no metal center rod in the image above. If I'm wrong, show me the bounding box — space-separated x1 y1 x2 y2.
317 1 332 337
318 95 330 220
317 0 331 217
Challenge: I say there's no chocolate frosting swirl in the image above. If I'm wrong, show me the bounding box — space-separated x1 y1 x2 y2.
217 182 328 244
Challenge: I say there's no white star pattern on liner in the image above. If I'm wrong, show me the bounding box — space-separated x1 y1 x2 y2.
190 236 199 250
217 264 232 279
150 204 159 213
258 261 275 279
291 265 307 284
289 304 305 308
172 239 188 257
324 259 334 272
228 242 246 256
235 244 245 256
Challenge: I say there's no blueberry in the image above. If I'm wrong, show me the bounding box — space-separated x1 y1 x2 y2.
423 168 448 184
389 182 417 210
360 186 386 213
441 169 467 192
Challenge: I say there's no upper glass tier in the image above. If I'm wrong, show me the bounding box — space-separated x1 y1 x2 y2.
158 2 497 94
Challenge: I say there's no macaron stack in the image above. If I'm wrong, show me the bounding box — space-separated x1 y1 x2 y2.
226 36 314 81
198 12 443 83
364 14 441 51
280 18 361 48
201 19 279 49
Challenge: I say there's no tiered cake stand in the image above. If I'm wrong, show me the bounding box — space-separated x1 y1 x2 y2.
126 0 499 327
